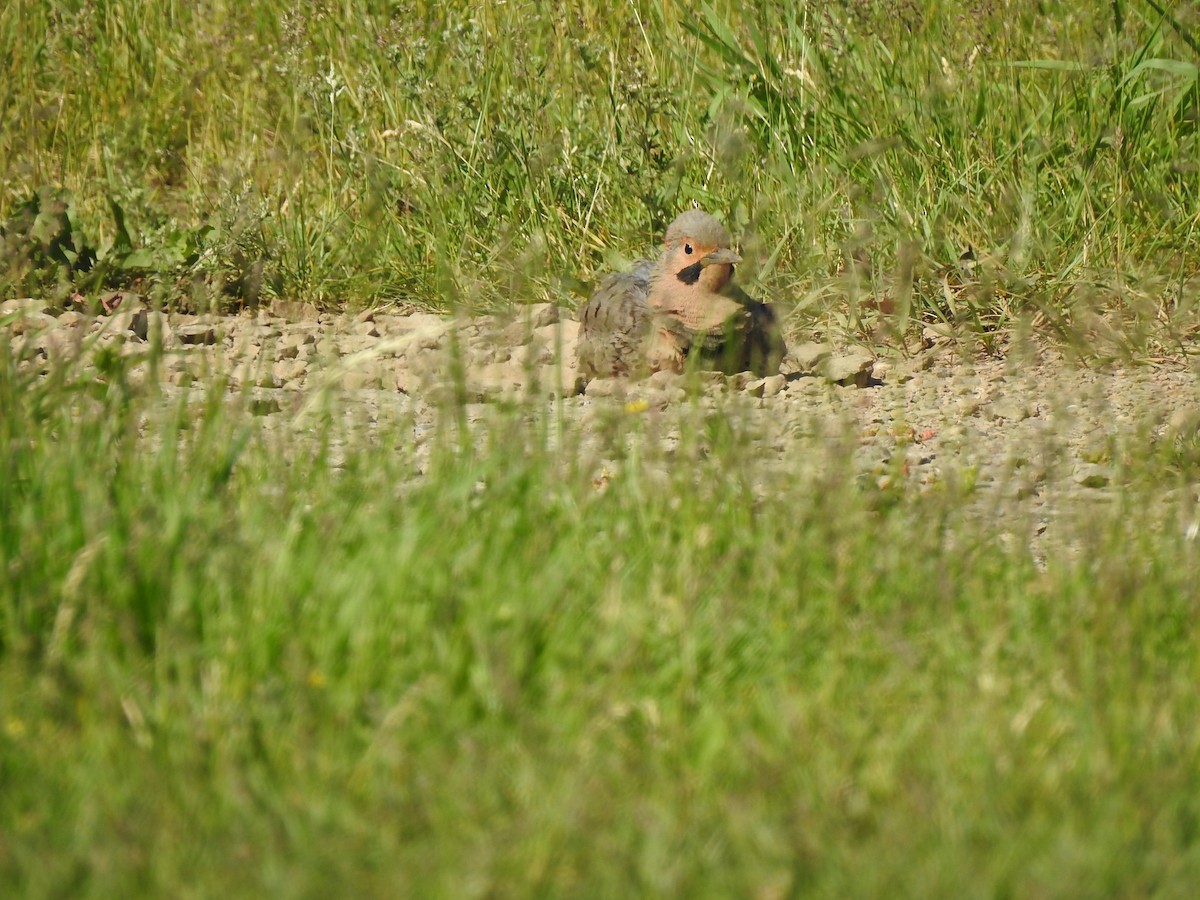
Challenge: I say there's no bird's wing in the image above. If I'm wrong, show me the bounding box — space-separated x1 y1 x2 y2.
693 284 788 376
741 298 788 376
575 260 656 379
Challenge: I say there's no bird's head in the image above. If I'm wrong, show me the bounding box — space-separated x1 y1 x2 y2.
656 210 741 299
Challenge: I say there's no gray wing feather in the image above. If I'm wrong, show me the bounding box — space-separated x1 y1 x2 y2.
693 285 788 377
576 260 656 379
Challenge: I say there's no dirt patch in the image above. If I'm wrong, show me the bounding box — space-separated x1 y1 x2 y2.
7 295 1200 562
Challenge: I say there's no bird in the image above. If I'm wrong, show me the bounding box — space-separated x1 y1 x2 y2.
575 210 786 381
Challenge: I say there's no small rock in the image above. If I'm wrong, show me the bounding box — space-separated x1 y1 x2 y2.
501 320 533 345
371 314 408 335
534 363 584 397
0 298 53 318
177 324 218 346
786 375 823 396
391 367 413 393
923 323 955 344
904 351 940 375
725 372 754 391
522 337 555 366
164 352 199 376
144 311 176 348
1072 464 1112 489
823 349 874 387
107 304 150 341
230 337 264 360
585 378 624 398
467 346 496 368
231 364 278 389
746 374 786 398
248 322 280 339
124 361 150 388
790 342 832 374
341 368 382 390
395 312 449 332
281 329 317 346
271 300 321 322
272 359 308 383
338 335 377 355
989 399 1033 421
647 370 683 392
471 361 526 398
409 322 451 352
534 319 579 352
1079 426 1111 463
650 384 686 406
529 304 560 328
32 328 76 358
952 377 979 396
249 397 283 416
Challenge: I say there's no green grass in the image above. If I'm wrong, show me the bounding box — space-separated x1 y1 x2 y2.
5 1 1200 895
2 0 1198 341
4 328 1200 896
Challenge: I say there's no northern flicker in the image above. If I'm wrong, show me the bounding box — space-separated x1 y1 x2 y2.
576 210 786 381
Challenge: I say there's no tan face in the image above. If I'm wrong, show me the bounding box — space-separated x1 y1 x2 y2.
661 235 742 295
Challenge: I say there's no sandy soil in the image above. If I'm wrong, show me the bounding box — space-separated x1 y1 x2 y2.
7 295 1200 563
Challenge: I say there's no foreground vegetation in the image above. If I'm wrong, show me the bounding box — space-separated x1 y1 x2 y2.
2 0 1198 344
3 321 1200 896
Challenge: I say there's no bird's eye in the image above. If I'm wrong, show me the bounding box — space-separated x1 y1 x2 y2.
684 243 694 255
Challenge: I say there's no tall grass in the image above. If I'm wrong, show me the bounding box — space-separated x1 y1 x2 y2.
4 322 1200 895
1 0 1197 340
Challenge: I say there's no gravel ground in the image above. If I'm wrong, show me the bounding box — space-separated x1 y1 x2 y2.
8 294 1200 563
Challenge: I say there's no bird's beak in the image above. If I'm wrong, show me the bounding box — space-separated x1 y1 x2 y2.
699 248 741 267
